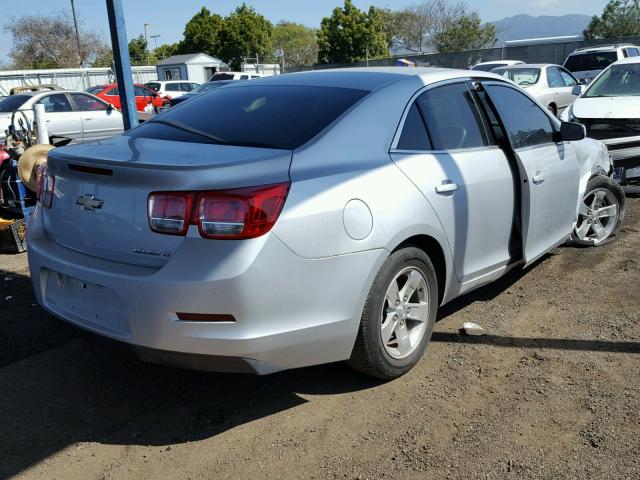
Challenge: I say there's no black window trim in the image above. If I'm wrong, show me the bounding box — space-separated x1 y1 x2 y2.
390 78 499 154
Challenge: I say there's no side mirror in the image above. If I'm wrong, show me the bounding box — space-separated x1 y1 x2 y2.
106 103 114 112
559 121 586 142
579 78 588 85
571 85 584 96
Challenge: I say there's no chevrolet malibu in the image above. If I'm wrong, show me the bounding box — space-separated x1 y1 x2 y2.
27 68 625 379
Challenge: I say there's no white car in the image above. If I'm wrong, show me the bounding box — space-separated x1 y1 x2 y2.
144 81 200 100
563 44 640 84
492 64 580 116
0 91 123 144
470 60 524 72
562 57 640 185
208 71 264 81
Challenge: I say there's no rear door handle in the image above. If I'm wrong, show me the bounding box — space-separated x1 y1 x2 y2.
532 172 545 184
435 181 459 194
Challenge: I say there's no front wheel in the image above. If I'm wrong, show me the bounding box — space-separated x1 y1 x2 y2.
572 176 625 246
348 247 438 379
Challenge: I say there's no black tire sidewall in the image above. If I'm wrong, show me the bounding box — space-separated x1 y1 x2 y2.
356 247 438 379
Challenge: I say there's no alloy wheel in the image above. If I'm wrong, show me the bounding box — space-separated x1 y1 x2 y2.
380 267 430 359
574 187 619 244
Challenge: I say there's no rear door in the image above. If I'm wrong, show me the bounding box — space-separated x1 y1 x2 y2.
390 81 516 284
68 93 123 142
482 82 580 265
35 93 83 143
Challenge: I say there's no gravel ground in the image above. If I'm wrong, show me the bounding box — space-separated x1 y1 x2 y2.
1 196 639 480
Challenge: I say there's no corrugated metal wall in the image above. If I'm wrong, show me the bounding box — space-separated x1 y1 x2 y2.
0 66 157 95
292 35 640 72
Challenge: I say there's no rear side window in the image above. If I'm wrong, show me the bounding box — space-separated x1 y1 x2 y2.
36 94 72 113
128 85 369 150
485 84 556 149
627 48 640 57
166 84 181 92
397 103 431 150
416 83 489 150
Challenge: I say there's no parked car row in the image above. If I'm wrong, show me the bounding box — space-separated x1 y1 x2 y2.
26 66 625 380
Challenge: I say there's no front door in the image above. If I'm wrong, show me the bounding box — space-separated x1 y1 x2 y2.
390 81 516 284
68 93 124 142
482 82 580 265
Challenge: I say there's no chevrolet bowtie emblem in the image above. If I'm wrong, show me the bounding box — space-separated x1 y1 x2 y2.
76 194 104 211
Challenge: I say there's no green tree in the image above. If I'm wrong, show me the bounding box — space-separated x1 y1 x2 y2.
272 21 318 68
433 13 496 53
128 34 151 65
585 0 640 39
178 7 223 56
91 45 113 67
216 4 273 70
317 0 388 64
369 7 400 51
153 43 179 61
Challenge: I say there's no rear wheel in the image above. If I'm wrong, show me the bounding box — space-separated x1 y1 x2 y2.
348 247 438 379
572 176 625 246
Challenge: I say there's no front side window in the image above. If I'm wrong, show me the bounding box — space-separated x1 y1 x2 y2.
70 93 108 111
134 86 151 97
416 83 489 150
37 94 72 113
128 85 369 150
584 63 640 97
627 48 640 57
560 69 578 87
485 84 556 149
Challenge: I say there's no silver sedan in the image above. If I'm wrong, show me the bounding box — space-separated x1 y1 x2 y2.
27 68 624 378
492 64 581 117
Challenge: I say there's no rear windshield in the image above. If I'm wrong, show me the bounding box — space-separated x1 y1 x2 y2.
128 85 369 150
564 52 617 72
209 73 235 81
493 67 541 85
85 85 105 95
584 63 640 97
0 94 30 112
471 63 509 72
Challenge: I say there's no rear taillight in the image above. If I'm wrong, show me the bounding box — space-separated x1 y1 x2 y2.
148 182 289 240
148 192 193 235
36 165 55 209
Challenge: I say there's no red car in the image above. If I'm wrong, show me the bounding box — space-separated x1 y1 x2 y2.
86 83 167 112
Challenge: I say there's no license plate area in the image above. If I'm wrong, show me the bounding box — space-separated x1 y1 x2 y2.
43 269 130 337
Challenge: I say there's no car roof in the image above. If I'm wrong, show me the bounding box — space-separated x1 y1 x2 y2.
14 90 82 98
231 67 500 91
570 44 639 54
613 56 640 65
494 63 560 69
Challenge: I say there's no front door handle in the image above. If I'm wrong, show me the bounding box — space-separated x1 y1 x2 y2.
435 181 459 194
532 172 545 184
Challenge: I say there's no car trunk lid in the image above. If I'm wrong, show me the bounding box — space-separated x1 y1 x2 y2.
43 136 292 267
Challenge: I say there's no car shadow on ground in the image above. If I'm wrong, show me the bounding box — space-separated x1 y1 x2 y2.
2 253 639 478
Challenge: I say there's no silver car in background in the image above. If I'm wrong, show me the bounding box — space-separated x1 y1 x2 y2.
27 68 624 379
0 90 123 144
492 64 580 116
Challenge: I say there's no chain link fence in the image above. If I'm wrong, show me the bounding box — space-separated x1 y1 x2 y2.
289 35 640 73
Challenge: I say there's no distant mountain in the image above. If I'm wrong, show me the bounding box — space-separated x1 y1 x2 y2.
492 14 592 46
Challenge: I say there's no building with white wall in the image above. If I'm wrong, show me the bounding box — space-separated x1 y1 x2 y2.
155 53 226 84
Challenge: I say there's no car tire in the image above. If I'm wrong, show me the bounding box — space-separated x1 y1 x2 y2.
572 175 625 246
348 247 438 379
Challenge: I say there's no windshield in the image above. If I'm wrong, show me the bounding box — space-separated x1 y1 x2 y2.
471 62 510 72
128 85 369 150
564 52 617 72
584 63 640 97
191 82 229 94
209 73 235 81
493 67 541 85
0 95 30 112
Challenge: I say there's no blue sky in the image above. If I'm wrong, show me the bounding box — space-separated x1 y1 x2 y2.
1 0 608 65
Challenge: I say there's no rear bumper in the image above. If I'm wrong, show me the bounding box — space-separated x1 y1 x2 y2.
26 206 386 374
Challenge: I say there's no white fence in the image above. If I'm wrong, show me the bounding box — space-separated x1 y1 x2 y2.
0 66 158 95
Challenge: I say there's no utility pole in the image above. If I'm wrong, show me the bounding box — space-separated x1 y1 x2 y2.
150 34 160 51
70 0 83 66
143 23 150 65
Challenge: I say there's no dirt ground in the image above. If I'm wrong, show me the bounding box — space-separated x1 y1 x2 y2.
1 196 639 480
